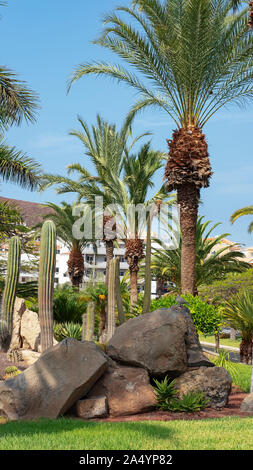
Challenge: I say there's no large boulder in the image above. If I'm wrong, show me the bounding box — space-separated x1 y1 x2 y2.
0 339 108 421
241 393 253 413
107 308 188 377
174 366 232 409
86 360 156 417
107 306 212 377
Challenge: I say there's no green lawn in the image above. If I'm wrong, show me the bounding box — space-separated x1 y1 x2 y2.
199 335 241 349
0 417 253 450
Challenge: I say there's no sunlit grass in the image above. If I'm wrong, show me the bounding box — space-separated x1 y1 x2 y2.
0 417 253 450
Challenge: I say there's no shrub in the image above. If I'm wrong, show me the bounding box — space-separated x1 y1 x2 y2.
153 377 177 409
150 294 223 336
212 350 239 383
53 322 82 342
53 285 87 324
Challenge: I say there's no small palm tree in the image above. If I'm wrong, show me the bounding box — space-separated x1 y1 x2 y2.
223 290 253 364
35 201 93 288
69 0 253 296
151 217 250 294
231 206 253 233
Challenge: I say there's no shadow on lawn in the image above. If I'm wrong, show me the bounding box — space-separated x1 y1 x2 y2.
0 417 176 442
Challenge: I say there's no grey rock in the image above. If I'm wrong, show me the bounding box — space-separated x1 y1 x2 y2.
174 366 232 409
0 339 108 421
107 308 188 377
76 397 108 419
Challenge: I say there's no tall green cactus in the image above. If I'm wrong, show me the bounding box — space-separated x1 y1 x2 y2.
38 220 56 352
143 215 151 314
115 257 125 325
82 301 95 341
0 236 21 351
107 258 116 340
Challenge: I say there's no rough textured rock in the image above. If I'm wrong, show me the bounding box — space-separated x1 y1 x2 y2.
107 308 188 377
20 350 40 366
0 339 108 421
171 303 213 368
9 298 26 350
241 393 253 413
20 309 41 351
76 397 108 419
174 366 232 409
9 298 40 351
87 361 156 417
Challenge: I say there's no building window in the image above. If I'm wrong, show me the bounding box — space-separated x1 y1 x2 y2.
120 271 124 277
55 267 59 273
54 278 59 284
56 249 60 254
86 255 94 264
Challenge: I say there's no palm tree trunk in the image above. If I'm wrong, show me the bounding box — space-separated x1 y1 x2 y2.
156 278 164 298
177 183 199 295
240 338 252 364
105 240 114 286
67 248 84 289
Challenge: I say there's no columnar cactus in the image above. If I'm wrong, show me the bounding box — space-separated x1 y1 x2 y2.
115 257 125 325
0 236 21 351
106 258 116 340
143 215 151 314
38 220 56 352
82 301 95 341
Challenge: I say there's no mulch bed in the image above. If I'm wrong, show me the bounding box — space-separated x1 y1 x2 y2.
91 387 250 422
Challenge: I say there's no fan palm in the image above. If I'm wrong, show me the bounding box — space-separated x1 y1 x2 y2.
35 201 93 288
69 0 253 295
231 205 253 233
151 217 250 294
223 290 253 364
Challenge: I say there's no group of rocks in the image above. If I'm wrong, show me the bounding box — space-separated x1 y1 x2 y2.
1 301 245 422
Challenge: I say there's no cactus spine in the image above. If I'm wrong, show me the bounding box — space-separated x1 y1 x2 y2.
115 257 125 325
82 301 95 341
106 258 116 341
0 236 21 351
143 215 151 314
38 220 56 352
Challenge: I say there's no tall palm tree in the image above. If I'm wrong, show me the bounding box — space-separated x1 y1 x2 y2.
231 205 253 233
151 217 251 294
41 114 149 284
69 0 253 295
36 201 93 288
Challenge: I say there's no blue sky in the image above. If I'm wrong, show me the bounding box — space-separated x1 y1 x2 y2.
1 0 253 246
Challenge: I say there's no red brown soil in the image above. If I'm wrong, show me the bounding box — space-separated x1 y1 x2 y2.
91 387 250 422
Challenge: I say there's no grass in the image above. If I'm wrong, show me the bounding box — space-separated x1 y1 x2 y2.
0 417 253 450
199 334 241 349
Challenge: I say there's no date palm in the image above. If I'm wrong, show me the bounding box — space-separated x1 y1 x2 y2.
69 0 253 295
231 205 253 233
41 114 149 284
0 141 41 190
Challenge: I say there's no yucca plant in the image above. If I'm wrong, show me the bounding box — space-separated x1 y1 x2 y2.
153 377 178 409
69 0 253 296
212 350 240 382
167 391 210 412
53 322 82 342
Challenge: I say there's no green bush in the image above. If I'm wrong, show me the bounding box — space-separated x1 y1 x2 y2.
53 285 87 324
199 269 253 305
150 294 223 336
153 377 177 409
54 322 82 342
